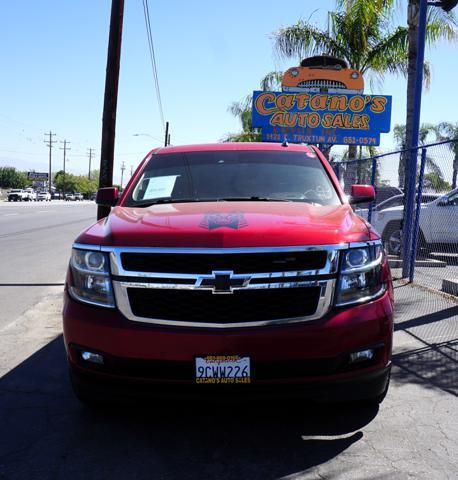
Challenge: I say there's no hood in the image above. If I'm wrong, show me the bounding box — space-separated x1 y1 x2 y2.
76 201 374 248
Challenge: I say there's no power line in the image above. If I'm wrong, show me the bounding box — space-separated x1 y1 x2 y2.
142 0 165 130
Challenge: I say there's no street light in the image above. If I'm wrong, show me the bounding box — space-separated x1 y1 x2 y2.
132 133 162 142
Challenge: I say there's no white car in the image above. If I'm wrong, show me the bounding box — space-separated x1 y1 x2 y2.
355 193 440 221
7 189 29 202
24 188 37 201
371 188 458 255
37 191 51 201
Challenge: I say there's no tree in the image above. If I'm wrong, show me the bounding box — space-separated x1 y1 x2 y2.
273 0 456 185
54 170 79 194
432 122 458 188
423 172 451 192
225 72 285 142
274 0 410 187
394 123 445 182
403 1 456 188
0 167 28 189
223 95 261 142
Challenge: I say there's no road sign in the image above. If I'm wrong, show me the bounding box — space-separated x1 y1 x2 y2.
27 172 49 181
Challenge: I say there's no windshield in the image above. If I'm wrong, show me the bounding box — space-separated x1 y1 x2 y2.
124 150 340 207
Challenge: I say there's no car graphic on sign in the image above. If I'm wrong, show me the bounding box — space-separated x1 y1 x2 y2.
282 55 364 94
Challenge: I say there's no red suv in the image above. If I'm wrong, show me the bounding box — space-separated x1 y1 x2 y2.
63 143 393 404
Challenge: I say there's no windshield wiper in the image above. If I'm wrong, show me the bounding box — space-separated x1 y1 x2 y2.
215 196 293 202
134 198 206 207
133 196 294 207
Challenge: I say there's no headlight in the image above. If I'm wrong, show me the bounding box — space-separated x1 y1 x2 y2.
69 249 115 308
335 244 386 306
290 68 299 77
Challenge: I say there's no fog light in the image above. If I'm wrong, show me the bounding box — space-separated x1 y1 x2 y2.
81 351 104 365
349 349 374 364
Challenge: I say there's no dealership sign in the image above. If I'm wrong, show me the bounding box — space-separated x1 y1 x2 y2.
28 172 49 181
252 91 392 146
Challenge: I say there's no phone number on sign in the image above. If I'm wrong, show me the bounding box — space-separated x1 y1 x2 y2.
343 136 378 145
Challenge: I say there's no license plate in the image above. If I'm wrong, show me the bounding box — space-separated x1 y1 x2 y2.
195 355 251 384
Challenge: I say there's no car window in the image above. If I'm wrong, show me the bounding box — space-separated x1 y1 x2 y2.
376 197 401 210
125 150 341 207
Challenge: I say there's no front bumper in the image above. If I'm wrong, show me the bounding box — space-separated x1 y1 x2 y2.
63 288 393 400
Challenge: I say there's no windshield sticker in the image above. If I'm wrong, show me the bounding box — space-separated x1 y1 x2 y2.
143 175 179 200
200 212 248 230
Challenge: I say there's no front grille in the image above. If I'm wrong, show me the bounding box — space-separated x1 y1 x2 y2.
297 80 347 89
127 287 321 324
121 251 328 274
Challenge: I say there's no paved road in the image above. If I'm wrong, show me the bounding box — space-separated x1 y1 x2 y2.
0 201 96 329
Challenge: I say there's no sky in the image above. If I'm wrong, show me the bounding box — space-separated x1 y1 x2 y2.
0 0 457 186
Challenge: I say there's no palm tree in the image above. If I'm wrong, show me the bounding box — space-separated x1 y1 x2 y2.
432 122 458 189
394 123 445 181
224 75 283 142
274 0 409 187
403 1 456 188
273 0 456 186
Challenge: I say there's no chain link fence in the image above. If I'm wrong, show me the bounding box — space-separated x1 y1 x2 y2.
332 139 458 297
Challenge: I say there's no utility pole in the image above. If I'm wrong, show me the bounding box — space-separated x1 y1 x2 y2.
98 0 125 220
87 148 95 180
120 161 126 188
130 165 134 177
44 131 57 194
164 121 169 146
402 0 457 278
60 140 71 198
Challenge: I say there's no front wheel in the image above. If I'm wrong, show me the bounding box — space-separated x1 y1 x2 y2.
382 222 402 256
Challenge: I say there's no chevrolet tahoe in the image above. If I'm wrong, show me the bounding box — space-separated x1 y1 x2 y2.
63 142 393 404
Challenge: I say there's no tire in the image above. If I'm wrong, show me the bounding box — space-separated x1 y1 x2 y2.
382 221 402 256
416 230 432 257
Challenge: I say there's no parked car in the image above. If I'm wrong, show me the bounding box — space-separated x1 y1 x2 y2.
52 192 61 200
374 186 403 205
356 193 440 220
65 193 76 201
7 189 29 202
24 188 37 201
74 193 84 201
37 191 51 201
64 143 394 406
372 188 458 255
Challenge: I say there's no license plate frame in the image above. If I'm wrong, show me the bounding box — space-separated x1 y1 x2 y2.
194 355 251 384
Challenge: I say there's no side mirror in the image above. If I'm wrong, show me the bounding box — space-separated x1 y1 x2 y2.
349 185 375 205
96 187 118 207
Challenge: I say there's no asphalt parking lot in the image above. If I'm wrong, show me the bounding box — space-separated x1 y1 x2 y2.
0 282 456 480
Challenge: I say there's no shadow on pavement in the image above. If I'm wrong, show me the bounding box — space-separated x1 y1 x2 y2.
392 283 457 397
394 305 458 332
0 337 378 480
392 337 457 397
